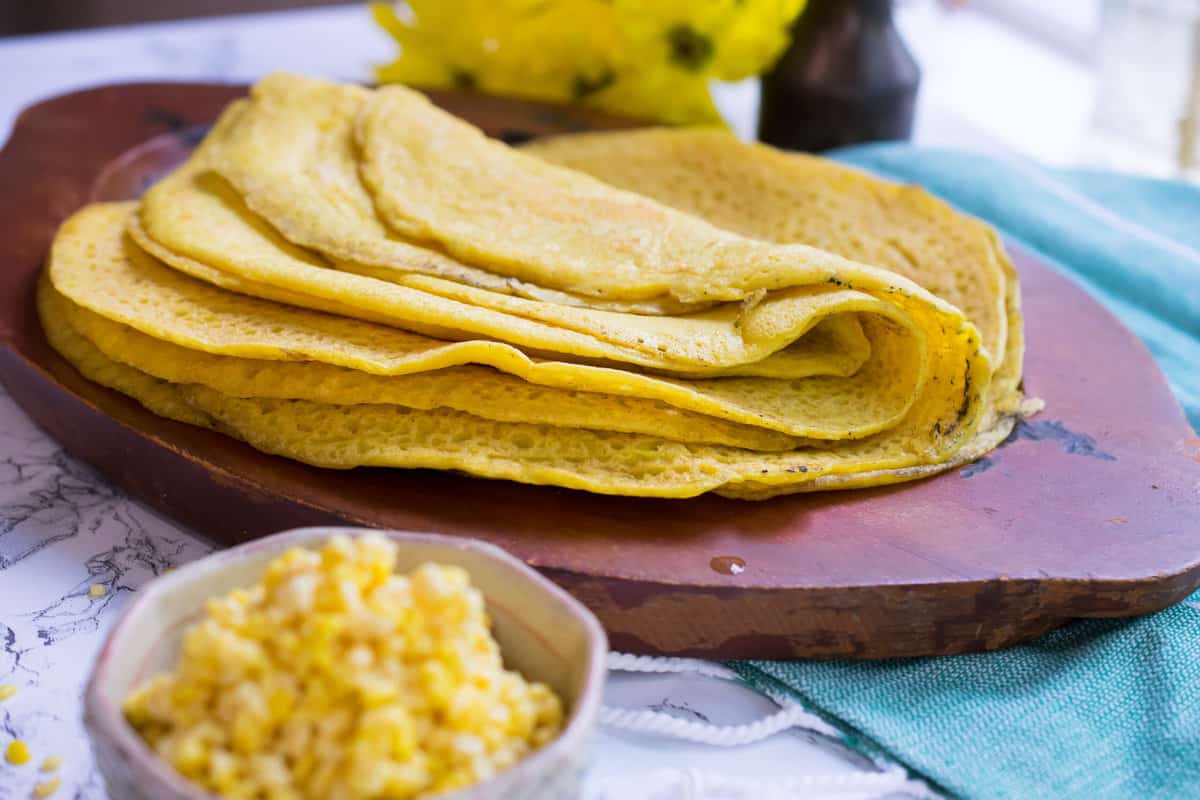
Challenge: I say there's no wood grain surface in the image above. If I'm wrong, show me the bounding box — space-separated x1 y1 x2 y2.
2 82 1198 659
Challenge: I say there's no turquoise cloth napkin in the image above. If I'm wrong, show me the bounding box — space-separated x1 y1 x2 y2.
732 146 1200 800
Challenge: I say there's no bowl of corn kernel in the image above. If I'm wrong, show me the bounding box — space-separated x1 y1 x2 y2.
83 527 606 800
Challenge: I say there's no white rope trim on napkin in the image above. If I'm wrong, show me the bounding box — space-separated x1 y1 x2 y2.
603 651 840 744
606 652 741 682
600 701 840 747
601 653 939 799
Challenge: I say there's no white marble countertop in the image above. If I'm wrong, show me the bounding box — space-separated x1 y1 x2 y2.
0 5 1018 798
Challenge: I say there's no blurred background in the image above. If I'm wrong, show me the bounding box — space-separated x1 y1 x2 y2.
1 0 1197 183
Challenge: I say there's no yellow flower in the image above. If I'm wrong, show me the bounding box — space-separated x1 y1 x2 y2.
375 0 624 103
371 0 803 125
714 0 807 80
616 0 805 80
614 0 740 75
591 68 724 126
483 1 627 102
373 1 494 89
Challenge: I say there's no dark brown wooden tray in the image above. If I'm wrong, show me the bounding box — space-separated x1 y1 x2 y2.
3 82 1198 660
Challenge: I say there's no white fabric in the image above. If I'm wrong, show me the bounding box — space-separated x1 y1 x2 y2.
590 766 936 800
604 652 842 743
598 653 935 798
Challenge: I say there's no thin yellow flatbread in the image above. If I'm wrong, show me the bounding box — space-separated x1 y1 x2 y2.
37 274 213 429
46 285 802 451
139 161 876 379
178 384 999 499
36 72 1025 500
526 127 1029 426
41 209 996 498
206 82 698 315
50 204 931 443
357 79 983 319
163 75 983 384
526 127 1009 363
42 277 996 498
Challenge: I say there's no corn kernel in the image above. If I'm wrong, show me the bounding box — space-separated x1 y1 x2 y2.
122 535 562 799
40 755 62 772
0 684 16 702
5 739 31 765
33 777 61 798
88 583 107 599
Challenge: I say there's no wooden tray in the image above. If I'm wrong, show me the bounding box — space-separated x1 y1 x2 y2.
2 83 1198 660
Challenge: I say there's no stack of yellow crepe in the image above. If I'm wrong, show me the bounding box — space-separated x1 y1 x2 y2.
38 72 1035 499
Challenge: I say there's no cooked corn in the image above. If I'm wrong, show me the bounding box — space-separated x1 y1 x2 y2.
5 739 30 765
33 777 62 798
123 534 563 799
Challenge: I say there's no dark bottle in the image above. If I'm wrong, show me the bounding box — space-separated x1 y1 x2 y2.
758 0 920 152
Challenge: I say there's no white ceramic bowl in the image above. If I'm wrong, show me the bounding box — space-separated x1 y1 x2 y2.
84 526 607 800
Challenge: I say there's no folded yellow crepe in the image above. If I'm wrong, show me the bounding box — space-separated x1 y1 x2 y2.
37 72 1031 499
526 127 1026 424
50 204 926 444
41 263 991 498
